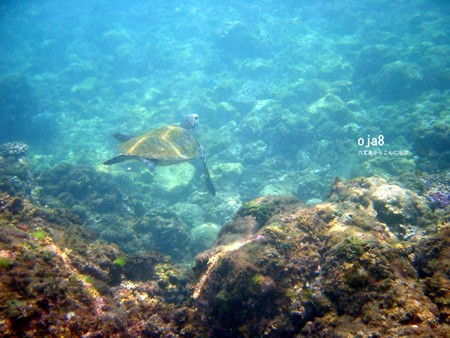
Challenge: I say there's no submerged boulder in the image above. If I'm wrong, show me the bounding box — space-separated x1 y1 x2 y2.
371 61 424 100
330 176 436 239
192 178 448 337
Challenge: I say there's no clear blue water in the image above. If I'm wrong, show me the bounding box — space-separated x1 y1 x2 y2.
0 0 448 257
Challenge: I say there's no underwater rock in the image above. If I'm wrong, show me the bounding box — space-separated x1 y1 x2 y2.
371 183 431 238
319 57 353 81
259 183 294 197
277 78 327 106
240 100 313 157
192 178 448 336
0 144 35 198
210 80 234 102
209 101 240 128
113 77 142 94
372 61 424 100
231 81 270 113
242 140 267 165
308 93 353 125
423 172 450 224
202 121 241 162
330 176 435 239
170 202 206 228
62 57 97 83
413 122 450 171
0 192 196 337
134 209 190 262
428 190 450 209
353 44 395 80
196 191 242 225
35 163 150 254
239 58 274 78
0 76 50 144
216 21 266 59
37 163 127 214
70 76 98 94
153 162 195 193
0 142 28 158
1 175 448 336
413 227 450 325
210 162 243 190
188 223 221 254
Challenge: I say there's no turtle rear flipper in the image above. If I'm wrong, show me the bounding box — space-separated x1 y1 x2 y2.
113 133 134 142
103 154 130 165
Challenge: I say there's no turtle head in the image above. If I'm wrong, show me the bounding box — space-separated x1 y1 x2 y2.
180 114 199 130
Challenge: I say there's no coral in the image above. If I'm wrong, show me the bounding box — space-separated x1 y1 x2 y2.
1 0 448 334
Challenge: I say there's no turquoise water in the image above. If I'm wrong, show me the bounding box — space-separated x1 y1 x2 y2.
0 0 448 257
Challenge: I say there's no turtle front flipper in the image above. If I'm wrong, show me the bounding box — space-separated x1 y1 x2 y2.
199 147 216 196
103 154 130 165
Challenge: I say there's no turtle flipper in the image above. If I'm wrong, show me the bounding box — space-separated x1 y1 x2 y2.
103 154 130 165
199 147 216 196
113 133 135 142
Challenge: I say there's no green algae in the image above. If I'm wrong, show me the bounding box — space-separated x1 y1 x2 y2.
238 201 275 227
252 274 265 286
31 230 47 241
81 274 94 284
335 236 369 262
0 257 11 268
113 256 126 267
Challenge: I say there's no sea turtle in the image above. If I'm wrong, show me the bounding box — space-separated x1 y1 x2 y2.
103 114 216 195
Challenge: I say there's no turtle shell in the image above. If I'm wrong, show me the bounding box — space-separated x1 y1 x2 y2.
119 125 199 163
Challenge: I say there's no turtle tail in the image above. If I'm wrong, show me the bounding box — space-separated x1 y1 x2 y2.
103 154 129 165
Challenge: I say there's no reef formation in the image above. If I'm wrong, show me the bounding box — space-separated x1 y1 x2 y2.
0 173 448 337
